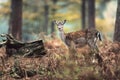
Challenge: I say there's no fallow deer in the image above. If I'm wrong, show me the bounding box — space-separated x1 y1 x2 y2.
54 20 102 51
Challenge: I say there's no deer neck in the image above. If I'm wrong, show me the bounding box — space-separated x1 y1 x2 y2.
59 30 66 42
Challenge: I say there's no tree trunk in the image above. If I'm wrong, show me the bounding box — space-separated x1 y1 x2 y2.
81 0 86 29
9 0 22 40
51 21 55 33
8 12 12 34
114 0 120 42
51 0 58 33
44 0 49 34
88 0 95 28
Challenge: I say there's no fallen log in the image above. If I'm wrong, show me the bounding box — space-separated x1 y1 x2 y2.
0 34 46 57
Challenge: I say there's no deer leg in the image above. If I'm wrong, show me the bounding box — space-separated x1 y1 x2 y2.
25 70 29 79
93 44 99 52
87 40 101 63
94 37 100 52
70 41 76 50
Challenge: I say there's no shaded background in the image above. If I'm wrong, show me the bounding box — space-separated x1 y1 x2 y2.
0 0 117 41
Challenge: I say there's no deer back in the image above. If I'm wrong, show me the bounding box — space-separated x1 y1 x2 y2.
65 29 87 47
64 28 102 48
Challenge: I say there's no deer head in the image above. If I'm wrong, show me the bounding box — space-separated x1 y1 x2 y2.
54 20 66 31
54 20 67 42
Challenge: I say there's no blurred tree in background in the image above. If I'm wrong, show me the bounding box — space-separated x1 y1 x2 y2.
43 0 49 34
51 0 58 33
114 0 120 42
81 0 86 29
9 0 22 40
0 0 118 41
88 0 95 28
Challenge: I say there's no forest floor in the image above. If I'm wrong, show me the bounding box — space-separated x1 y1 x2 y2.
0 35 120 80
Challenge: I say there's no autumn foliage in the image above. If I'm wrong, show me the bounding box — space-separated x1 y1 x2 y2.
0 35 120 80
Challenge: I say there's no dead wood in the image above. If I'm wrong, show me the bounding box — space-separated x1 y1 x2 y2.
0 34 46 57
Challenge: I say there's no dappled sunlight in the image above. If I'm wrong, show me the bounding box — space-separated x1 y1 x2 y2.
54 12 80 20
96 18 114 32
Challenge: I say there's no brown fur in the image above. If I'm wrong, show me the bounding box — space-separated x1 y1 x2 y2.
65 30 87 40
64 28 100 48
54 20 101 49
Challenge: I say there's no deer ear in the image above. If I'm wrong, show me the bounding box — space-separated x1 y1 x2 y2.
53 20 58 25
62 20 67 25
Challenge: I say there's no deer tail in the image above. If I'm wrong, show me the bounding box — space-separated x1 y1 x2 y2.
97 32 102 41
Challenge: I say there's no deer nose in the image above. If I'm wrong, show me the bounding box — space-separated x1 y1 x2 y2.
59 28 61 29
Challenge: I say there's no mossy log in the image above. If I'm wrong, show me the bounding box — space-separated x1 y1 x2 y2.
0 34 46 57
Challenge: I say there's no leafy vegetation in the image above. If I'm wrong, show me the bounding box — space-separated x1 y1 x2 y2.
0 35 120 79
